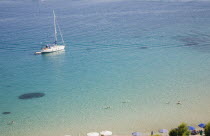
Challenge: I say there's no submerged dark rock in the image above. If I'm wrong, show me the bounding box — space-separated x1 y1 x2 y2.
2 112 11 115
18 93 45 100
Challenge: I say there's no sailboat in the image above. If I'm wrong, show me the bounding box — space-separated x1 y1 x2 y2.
35 10 65 54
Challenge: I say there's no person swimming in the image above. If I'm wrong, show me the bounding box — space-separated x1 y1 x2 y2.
177 101 181 105
104 106 111 109
7 121 15 125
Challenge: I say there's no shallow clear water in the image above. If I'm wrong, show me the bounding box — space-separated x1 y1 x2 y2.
0 0 210 136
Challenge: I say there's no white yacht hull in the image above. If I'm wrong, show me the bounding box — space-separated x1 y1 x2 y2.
41 45 65 53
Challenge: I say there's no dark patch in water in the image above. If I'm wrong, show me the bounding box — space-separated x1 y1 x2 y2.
180 37 200 46
18 93 45 100
6 85 12 88
2 112 11 115
86 47 97 51
139 46 148 49
86 48 92 51
185 42 199 46
133 35 141 38
177 33 210 48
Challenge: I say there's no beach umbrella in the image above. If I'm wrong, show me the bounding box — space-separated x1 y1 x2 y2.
87 132 99 136
159 129 168 133
132 132 142 136
198 123 206 128
188 126 195 131
100 131 112 136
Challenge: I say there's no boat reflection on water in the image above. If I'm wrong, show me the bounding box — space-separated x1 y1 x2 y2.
41 50 66 63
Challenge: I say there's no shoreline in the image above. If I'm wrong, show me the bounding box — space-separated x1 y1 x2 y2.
63 127 205 136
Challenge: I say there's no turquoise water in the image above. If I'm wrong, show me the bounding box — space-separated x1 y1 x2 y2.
1 0 210 136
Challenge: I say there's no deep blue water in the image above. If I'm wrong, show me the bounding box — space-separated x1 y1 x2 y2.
0 0 210 136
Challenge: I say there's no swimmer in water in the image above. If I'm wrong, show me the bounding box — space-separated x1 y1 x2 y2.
104 106 111 109
177 101 181 105
8 121 15 125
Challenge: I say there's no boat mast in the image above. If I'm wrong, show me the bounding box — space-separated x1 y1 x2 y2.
57 22 65 45
53 10 58 44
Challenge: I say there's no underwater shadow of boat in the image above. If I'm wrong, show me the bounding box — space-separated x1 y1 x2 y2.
18 93 45 100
